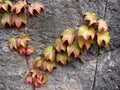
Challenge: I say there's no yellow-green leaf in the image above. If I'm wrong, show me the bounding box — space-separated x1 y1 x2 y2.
56 52 70 65
84 12 98 25
54 38 66 52
8 38 17 50
78 25 95 40
97 30 110 46
43 46 55 62
61 28 75 45
1 13 11 27
33 56 43 69
67 40 81 58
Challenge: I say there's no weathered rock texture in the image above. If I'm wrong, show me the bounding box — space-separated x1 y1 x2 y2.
0 0 120 90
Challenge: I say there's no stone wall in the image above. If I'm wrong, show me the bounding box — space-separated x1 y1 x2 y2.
0 0 120 90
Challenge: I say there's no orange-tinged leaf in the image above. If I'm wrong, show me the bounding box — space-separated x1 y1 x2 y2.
67 40 81 58
1 13 11 27
8 38 17 50
0 0 12 11
98 19 108 31
17 34 30 47
28 2 45 15
11 1 26 14
97 30 110 46
54 38 66 52
33 56 43 69
78 36 94 50
25 69 48 87
78 25 95 40
33 56 56 72
56 52 70 65
43 46 55 62
61 28 75 45
84 12 98 25
12 13 27 28
42 61 56 72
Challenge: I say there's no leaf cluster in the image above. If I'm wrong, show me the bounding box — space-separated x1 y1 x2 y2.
25 69 48 87
32 12 110 77
8 33 34 56
8 12 111 88
0 0 45 28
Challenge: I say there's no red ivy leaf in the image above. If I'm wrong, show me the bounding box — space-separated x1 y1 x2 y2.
25 69 48 87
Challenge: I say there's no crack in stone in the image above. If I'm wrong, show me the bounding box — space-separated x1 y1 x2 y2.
91 46 100 90
104 0 108 19
92 1 109 89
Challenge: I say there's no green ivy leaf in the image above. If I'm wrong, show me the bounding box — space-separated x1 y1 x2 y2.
97 30 110 46
84 12 98 25
43 46 55 62
54 38 66 52
61 28 75 45
78 25 95 40
56 52 70 65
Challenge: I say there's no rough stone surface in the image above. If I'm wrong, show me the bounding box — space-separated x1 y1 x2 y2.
0 0 120 90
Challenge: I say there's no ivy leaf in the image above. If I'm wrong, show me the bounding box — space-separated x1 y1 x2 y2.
25 69 48 87
0 0 13 11
12 13 27 28
33 57 43 69
8 38 17 50
98 19 108 31
56 52 70 65
28 2 45 16
17 34 31 48
84 12 98 25
78 37 94 50
78 25 95 40
1 13 12 27
26 45 35 55
42 61 56 72
97 30 110 46
11 1 26 14
54 38 66 52
67 40 81 58
43 46 55 62
18 45 34 56
61 28 75 45
33 56 56 72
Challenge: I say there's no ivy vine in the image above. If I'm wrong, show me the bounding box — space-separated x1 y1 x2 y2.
1 0 111 88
